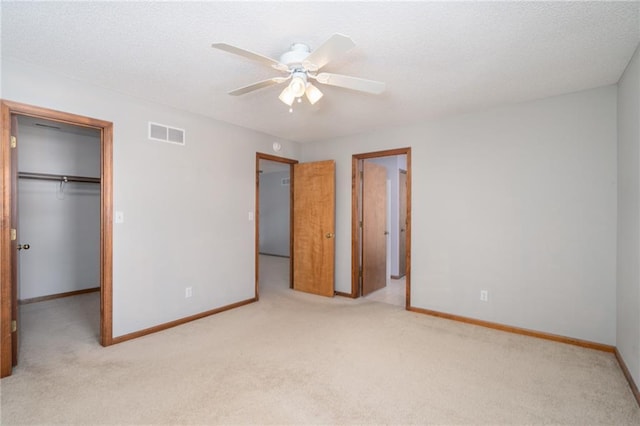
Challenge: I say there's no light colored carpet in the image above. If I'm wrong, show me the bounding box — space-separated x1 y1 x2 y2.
365 276 406 307
1 255 639 424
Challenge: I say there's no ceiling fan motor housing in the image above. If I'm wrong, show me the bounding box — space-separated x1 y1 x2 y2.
279 43 311 68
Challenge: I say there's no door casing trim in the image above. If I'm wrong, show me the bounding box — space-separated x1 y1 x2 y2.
255 152 298 299
0 100 113 377
350 147 411 307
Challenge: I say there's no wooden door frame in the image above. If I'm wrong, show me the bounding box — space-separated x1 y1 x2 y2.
254 152 298 300
350 148 412 307
1 100 113 378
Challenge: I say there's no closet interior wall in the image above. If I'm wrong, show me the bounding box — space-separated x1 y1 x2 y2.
17 116 101 301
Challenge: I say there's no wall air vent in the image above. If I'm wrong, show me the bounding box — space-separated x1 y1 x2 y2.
148 122 185 145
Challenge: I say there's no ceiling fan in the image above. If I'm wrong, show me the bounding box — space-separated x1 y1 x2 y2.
211 34 385 109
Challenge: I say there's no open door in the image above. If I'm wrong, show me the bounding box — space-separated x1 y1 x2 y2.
398 169 407 278
292 160 335 297
362 161 387 296
10 114 19 366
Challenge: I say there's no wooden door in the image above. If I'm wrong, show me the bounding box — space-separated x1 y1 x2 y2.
9 114 19 366
398 170 407 278
362 161 387 296
293 160 335 297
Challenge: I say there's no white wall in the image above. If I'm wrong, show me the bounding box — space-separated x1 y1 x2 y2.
617 43 640 385
17 119 101 299
259 171 290 256
3 58 299 337
3 57 622 348
302 85 618 345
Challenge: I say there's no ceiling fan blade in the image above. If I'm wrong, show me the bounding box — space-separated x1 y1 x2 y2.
314 72 386 95
212 43 288 71
303 34 356 71
228 77 289 96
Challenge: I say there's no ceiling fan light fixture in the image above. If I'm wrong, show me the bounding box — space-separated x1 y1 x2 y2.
289 74 307 98
305 83 323 105
278 86 295 106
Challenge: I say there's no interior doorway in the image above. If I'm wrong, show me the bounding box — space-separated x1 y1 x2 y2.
255 153 297 298
351 148 411 307
1 100 113 378
255 153 336 299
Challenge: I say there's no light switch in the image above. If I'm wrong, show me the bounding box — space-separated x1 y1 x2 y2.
115 211 124 224
248 211 254 221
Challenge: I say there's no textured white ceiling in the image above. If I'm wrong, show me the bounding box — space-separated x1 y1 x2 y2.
2 1 639 143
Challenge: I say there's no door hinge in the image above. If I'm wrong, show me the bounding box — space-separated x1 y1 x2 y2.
10 228 16 241
359 170 363 179
10 136 17 148
11 320 17 333
359 221 362 228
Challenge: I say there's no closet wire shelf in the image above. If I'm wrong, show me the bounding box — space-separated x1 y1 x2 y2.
18 171 101 184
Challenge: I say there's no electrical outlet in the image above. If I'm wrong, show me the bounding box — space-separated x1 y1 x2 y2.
185 287 192 298
480 290 488 302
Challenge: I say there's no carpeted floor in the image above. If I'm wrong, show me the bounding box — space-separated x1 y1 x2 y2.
364 275 406 307
1 255 638 424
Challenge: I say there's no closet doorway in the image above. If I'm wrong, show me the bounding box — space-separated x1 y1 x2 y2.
351 148 411 307
1 100 113 378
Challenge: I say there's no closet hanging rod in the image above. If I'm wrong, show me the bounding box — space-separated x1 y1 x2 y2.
18 171 101 184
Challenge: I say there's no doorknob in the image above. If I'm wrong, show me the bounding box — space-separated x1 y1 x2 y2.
325 233 334 239
17 243 30 251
